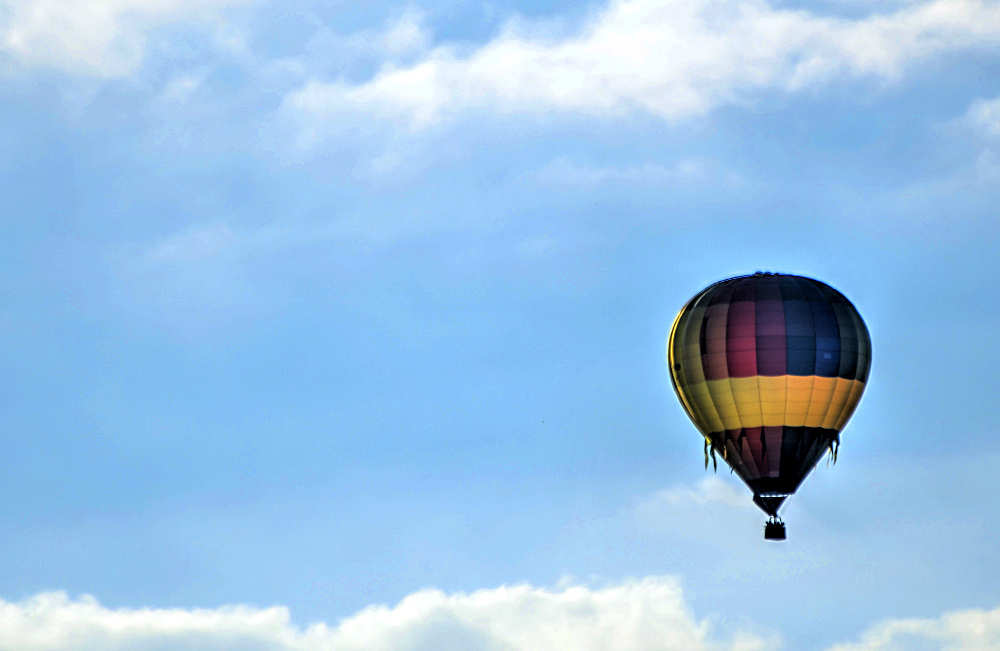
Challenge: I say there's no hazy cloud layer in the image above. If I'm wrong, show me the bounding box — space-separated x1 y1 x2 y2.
0 580 766 651
288 0 1000 130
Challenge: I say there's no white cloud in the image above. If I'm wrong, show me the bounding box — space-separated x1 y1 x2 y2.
966 95 1000 138
827 607 1000 651
287 0 1000 131
157 68 207 103
260 8 433 96
0 580 769 651
2 580 1000 651
378 8 431 58
638 477 754 511
956 96 1000 184
630 478 760 542
0 0 247 77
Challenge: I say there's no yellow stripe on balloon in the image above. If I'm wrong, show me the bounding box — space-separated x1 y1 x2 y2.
805 376 838 427
822 378 855 429
729 376 763 428
757 375 787 427
784 375 814 427
834 380 867 431
674 376 867 434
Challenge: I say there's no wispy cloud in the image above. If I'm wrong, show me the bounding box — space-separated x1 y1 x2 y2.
0 581 768 651
114 222 285 329
141 222 241 263
957 95 1000 183
827 606 1000 651
533 156 741 187
157 68 209 104
638 477 755 511
966 95 1000 138
287 0 1000 132
0 0 249 77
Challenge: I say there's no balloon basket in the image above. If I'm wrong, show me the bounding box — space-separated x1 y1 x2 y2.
764 518 786 541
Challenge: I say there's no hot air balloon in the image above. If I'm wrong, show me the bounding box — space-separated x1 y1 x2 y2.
667 273 871 540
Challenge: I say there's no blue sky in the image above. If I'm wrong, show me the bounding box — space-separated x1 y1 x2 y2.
1 0 999 648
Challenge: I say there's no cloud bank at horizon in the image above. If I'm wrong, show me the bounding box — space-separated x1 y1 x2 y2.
0 579 757 651
2 579 999 651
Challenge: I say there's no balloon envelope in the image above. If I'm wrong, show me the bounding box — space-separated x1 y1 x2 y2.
668 273 871 515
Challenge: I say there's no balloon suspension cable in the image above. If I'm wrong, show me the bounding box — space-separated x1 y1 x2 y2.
710 445 717 472
704 438 709 469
